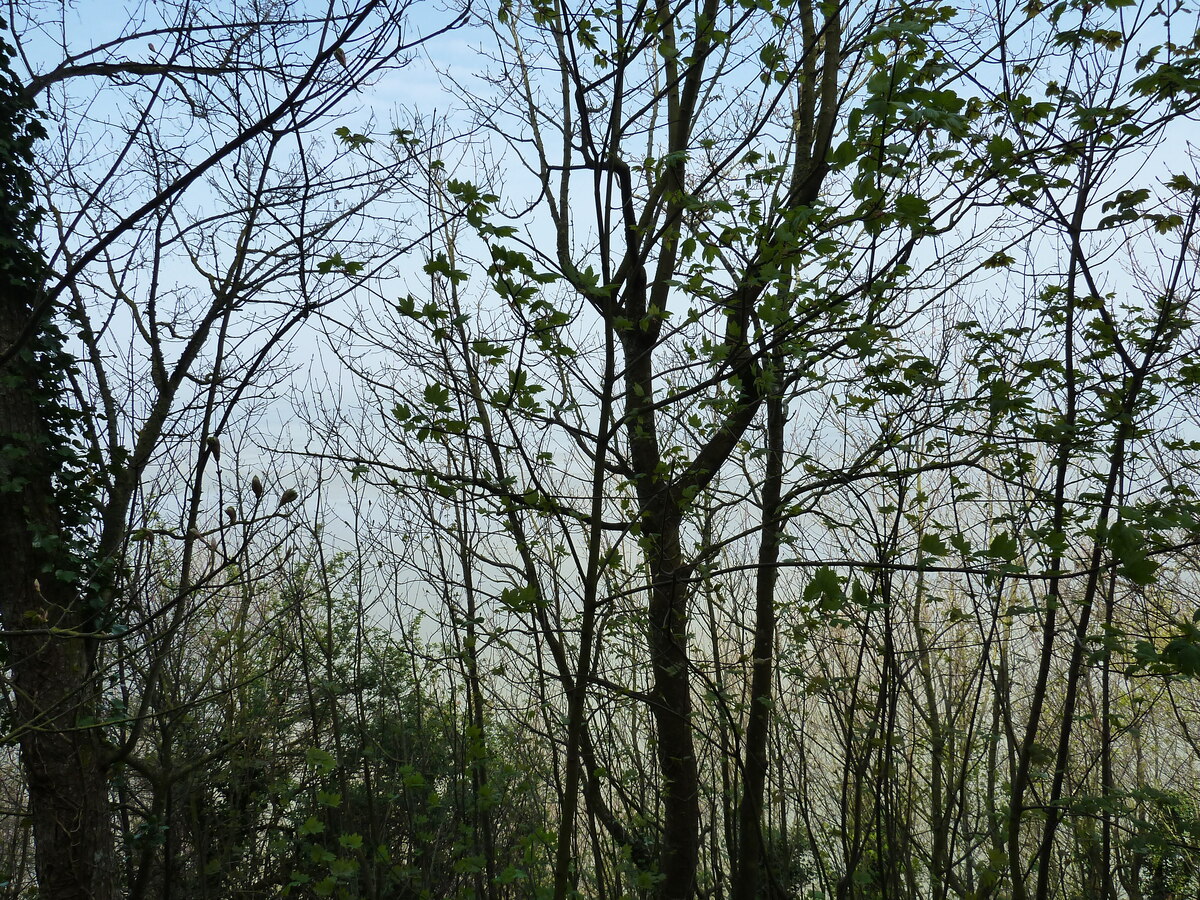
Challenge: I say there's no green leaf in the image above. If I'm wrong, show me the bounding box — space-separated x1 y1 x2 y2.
423 252 469 284
1150 213 1185 234
982 251 1016 269
986 532 1019 561
804 567 844 612
497 865 528 884
306 747 338 774
1161 623 1200 677
333 126 373 149
423 383 451 409
919 533 948 558
398 765 426 789
499 584 541 613
299 816 326 836
330 857 359 878
895 193 930 222
1167 173 1197 192
1109 521 1158 586
471 339 509 363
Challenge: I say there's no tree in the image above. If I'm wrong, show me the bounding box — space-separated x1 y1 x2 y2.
13 0 1200 897
0 3 465 897
338 0 1008 894
330 0 1200 898
0 15 116 898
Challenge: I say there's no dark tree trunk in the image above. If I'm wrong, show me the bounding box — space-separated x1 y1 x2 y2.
733 385 786 900
646 521 702 900
0 30 116 898
0 294 117 900
621 324 703 900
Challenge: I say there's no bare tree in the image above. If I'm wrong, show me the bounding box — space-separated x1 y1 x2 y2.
330 1 1200 898
0 2 464 897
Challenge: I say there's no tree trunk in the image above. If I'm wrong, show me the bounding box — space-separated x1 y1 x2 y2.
732 385 785 900
646 523 702 900
621 323 702 899
0 298 116 900
0 34 116 898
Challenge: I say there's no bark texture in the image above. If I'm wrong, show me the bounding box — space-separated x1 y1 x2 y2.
0 281 116 900
0 26 116 899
